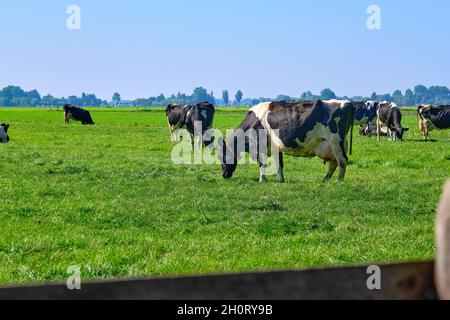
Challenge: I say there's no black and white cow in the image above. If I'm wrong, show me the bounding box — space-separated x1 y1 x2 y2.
0 123 9 144
360 123 387 137
219 100 355 183
64 104 95 125
166 102 215 148
417 105 450 140
377 102 409 141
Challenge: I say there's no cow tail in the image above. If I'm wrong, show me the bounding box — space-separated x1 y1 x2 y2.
349 106 355 156
417 106 423 130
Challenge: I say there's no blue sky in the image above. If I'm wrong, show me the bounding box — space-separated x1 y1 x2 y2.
0 0 449 100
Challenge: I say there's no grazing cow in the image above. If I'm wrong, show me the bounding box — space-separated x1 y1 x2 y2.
166 102 215 148
417 105 450 140
376 102 409 141
219 100 355 183
64 104 95 125
0 123 9 144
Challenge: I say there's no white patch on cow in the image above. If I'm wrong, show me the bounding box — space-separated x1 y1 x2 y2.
250 102 286 149
324 99 350 109
282 123 340 161
390 103 398 109
201 110 207 120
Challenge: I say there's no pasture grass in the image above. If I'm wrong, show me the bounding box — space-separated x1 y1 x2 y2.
0 107 449 285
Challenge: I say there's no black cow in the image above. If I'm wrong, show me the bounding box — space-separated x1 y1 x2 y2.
166 102 215 148
376 102 409 141
64 104 95 125
0 123 9 144
219 100 355 183
417 105 450 140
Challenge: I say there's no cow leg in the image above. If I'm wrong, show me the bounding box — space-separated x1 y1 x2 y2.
424 123 430 140
377 118 382 141
189 133 195 151
277 152 285 183
389 130 395 141
197 134 203 150
328 139 348 181
323 160 338 183
64 112 70 125
258 159 267 183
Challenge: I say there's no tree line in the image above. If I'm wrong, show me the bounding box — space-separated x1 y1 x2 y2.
1 85 450 107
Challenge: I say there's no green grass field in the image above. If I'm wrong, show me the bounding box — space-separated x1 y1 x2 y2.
0 107 449 285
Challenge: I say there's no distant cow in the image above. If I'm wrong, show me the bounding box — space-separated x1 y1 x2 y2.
219 100 355 183
64 104 95 125
377 102 409 141
166 102 215 148
417 105 450 140
0 123 9 144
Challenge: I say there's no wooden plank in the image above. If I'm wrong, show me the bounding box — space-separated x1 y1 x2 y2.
436 180 450 300
0 261 436 300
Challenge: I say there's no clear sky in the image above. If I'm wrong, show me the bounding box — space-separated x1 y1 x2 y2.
0 0 449 100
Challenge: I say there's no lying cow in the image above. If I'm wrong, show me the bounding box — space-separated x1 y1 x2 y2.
360 124 387 136
219 100 355 183
166 102 215 148
0 123 9 144
417 105 450 140
377 102 409 141
64 104 95 125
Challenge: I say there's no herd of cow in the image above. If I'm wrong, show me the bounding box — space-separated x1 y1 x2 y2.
166 100 450 182
0 102 449 183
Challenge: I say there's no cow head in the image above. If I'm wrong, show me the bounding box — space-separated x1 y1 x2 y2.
166 104 179 116
0 123 10 143
390 126 409 141
218 138 238 180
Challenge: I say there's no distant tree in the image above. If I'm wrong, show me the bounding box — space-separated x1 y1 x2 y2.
370 92 377 100
156 94 166 103
235 90 243 105
392 90 403 105
68 95 80 106
41 94 55 106
112 92 121 102
320 88 336 100
300 91 318 100
428 86 450 103
379 94 393 102
404 89 415 106
414 85 428 104
222 90 229 105
276 95 294 101
191 87 215 104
